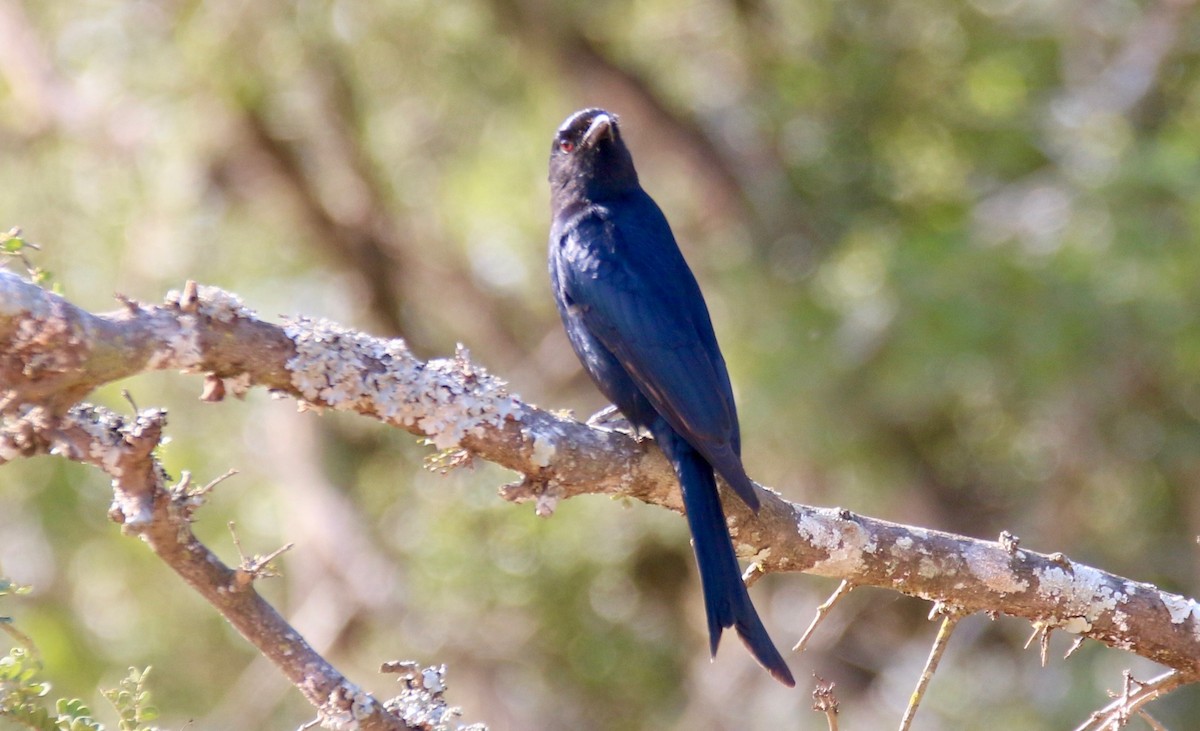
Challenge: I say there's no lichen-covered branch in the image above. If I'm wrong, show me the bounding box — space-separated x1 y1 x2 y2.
2 402 420 731
3 270 1200 683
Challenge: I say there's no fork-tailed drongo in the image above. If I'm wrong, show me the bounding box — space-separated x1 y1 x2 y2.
547 108 794 687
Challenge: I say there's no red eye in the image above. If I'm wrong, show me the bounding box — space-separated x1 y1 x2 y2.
559 140 575 153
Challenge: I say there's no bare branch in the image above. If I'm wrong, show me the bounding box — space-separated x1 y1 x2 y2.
0 400 426 731
1074 670 1187 731
4 271 1200 686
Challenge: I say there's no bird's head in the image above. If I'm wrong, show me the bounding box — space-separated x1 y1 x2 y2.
549 108 640 206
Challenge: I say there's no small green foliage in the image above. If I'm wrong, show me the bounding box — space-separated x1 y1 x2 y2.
0 227 58 292
1 580 159 730
1 647 58 730
0 227 28 253
101 668 159 731
0 580 38 672
28 267 56 288
55 698 103 731
1 647 160 731
0 579 32 598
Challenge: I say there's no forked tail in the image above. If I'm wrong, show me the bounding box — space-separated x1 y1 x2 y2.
651 422 795 687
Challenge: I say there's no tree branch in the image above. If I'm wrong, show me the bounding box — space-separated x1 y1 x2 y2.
3 270 1199 699
9 403 418 731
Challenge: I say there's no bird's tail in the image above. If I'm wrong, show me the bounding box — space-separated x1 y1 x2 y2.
652 423 795 687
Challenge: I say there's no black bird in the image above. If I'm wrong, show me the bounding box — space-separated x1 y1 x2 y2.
547 108 794 687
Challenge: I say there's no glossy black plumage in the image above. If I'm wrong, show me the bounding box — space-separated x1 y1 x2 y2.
547 108 794 686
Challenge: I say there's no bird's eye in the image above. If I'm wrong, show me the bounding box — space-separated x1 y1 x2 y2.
559 140 575 153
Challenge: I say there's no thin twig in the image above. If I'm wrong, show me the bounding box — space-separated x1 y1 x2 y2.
898 608 961 731
14 405 418 730
1074 670 1186 731
192 469 239 499
1137 708 1167 731
793 580 854 653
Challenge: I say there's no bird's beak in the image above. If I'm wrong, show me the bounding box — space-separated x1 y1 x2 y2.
582 113 615 148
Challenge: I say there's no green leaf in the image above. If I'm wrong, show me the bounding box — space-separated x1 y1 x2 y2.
57 697 92 717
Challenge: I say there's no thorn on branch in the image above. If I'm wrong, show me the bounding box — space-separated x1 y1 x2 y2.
180 279 199 313
1040 625 1052 667
171 469 237 519
1025 622 1054 667
1064 636 1086 660
114 292 140 314
121 389 139 414
229 521 293 588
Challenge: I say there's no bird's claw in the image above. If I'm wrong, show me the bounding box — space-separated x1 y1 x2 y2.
585 404 621 427
586 405 641 439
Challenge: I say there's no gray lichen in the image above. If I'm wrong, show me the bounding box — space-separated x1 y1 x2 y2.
284 319 519 450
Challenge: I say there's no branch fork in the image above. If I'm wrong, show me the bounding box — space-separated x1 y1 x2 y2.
4 272 1200 726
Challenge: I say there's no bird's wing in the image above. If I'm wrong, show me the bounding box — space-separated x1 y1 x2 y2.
557 211 740 459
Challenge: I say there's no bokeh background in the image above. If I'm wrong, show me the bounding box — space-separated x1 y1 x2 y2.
2 0 1200 728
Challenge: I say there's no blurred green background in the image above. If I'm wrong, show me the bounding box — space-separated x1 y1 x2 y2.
2 0 1200 728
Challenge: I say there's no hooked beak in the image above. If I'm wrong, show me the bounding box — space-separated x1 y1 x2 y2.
581 113 615 148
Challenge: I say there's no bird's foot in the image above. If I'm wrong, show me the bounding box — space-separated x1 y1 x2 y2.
586 405 642 439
